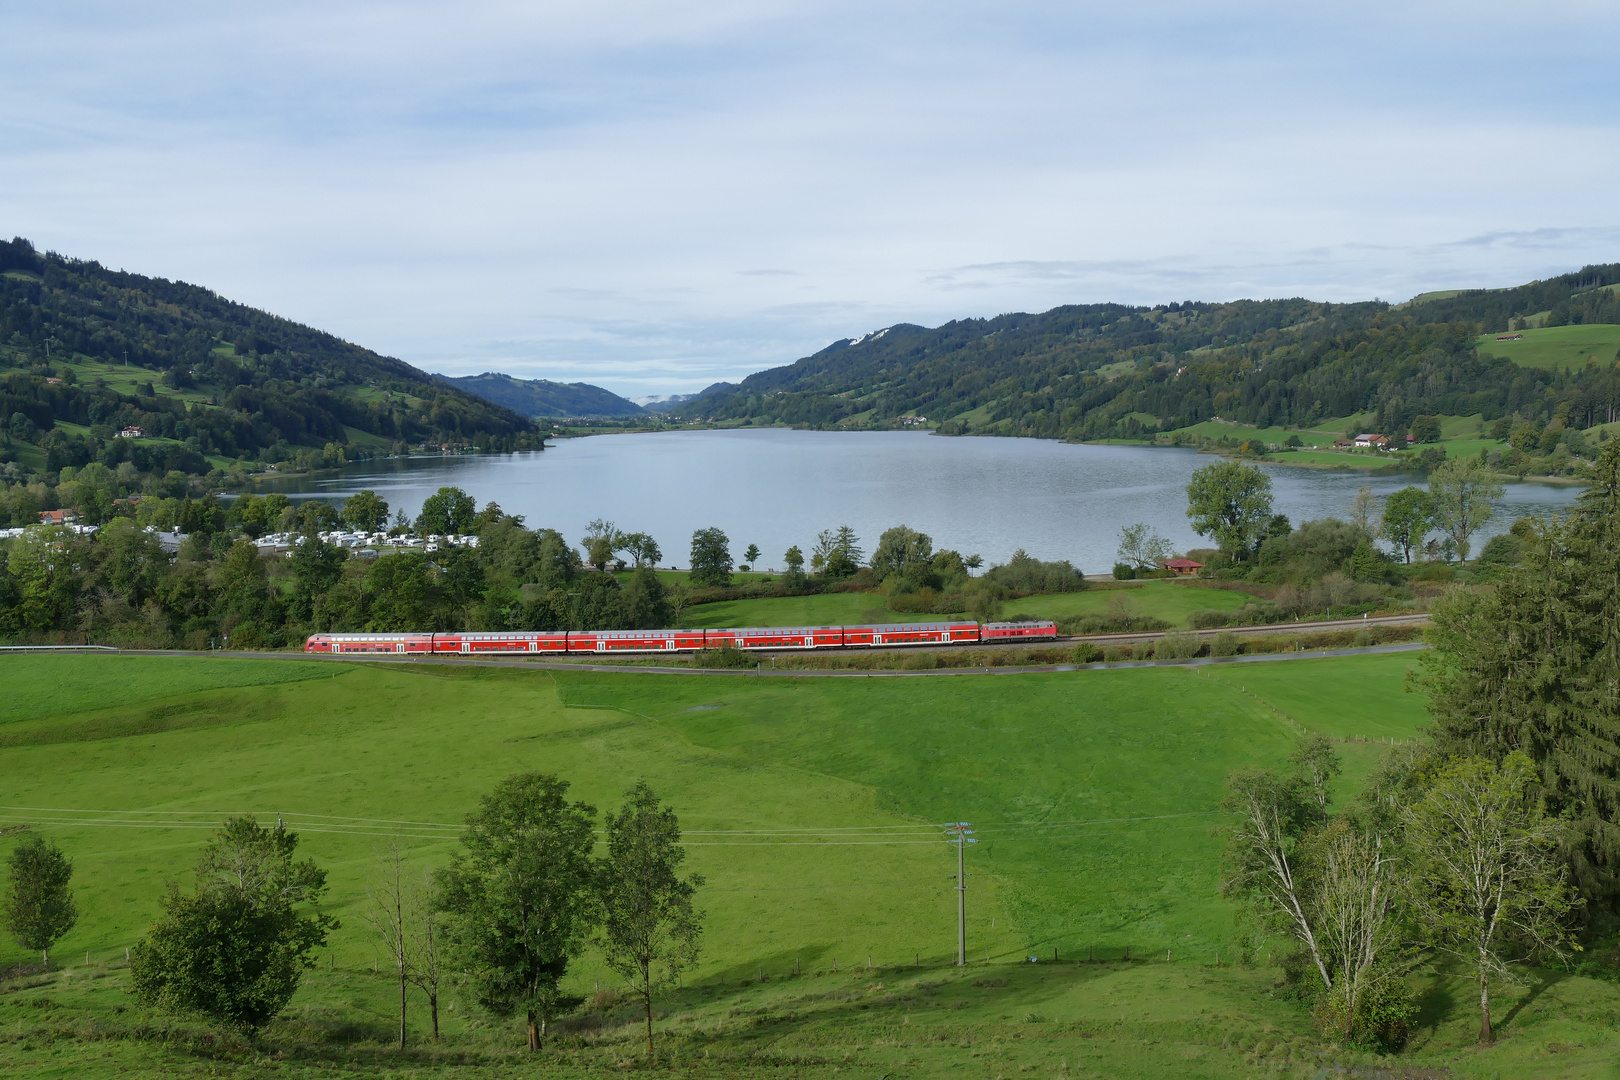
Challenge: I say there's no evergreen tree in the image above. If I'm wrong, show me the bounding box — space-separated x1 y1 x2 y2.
1423 439 1620 904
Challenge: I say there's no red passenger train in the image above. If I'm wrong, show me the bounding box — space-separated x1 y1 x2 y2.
305 620 1056 656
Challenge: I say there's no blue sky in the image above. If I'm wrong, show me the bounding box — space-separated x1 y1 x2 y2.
4 2 1618 397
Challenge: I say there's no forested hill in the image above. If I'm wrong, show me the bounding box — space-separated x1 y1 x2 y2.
0 236 542 476
438 372 645 417
674 263 1620 439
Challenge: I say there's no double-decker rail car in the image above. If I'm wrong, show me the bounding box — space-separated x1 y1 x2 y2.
433 631 568 654
981 620 1060 641
573 629 707 653
305 633 435 654
728 626 845 650
843 622 979 647
306 619 1057 656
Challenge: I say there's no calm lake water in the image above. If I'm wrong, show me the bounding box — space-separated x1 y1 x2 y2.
264 429 1582 573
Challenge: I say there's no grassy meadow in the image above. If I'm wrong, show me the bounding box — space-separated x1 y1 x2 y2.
1475 324 1620 372
675 580 1257 629
2 651 1618 1078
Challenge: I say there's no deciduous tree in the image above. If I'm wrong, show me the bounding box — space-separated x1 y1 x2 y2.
342 489 390 532
1428 458 1502 561
1186 461 1274 557
130 817 334 1031
1403 754 1580 1044
416 486 477 535
1115 522 1171 571
3 834 77 968
598 782 704 1058
436 774 597 1052
688 527 733 587
1379 487 1432 563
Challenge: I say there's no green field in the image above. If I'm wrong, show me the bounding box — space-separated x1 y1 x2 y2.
2 652 1616 1078
676 581 1256 629
1004 581 1254 624
1475 324 1620 372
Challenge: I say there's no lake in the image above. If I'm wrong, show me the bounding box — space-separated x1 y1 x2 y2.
263 429 1582 573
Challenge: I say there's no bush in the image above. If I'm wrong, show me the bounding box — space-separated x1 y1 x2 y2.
1311 978 1418 1052
1187 608 1232 630
1153 631 1201 659
690 647 754 669
1130 641 1154 661
1411 561 1454 582
1071 642 1101 663
982 550 1087 593
1210 631 1240 657
1061 613 1173 635
1112 562 1136 581
1101 646 1126 662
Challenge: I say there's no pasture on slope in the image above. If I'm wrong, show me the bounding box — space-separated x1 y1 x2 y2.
7 652 1620 1077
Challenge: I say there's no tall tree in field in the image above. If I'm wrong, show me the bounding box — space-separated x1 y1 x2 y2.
1403 754 1579 1045
1379 487 1433 563
1223 739 1402 1047
3 835 77 968
436 773 597 1051
741 543 761 570
598 781 704 1058
130 817 334 1031
1185 461 1274 558
363 842 414 1050
1428 457 1503 561
1423 439 1620 904
342 489 390 532
688 527 733 587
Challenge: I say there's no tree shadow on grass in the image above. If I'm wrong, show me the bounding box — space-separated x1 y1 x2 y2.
1494 967 1569 1039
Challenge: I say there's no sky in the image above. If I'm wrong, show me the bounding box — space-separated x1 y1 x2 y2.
4 2 1620 399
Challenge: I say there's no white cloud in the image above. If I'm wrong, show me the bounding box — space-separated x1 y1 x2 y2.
3 2 1619 395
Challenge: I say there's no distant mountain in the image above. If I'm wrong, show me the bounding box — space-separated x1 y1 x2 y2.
437 372 646 417
671 263 1620 439
633 384 734 412
631 392 700 411
0 236 541 473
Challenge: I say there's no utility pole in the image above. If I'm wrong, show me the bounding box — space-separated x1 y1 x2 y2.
945 822 976 965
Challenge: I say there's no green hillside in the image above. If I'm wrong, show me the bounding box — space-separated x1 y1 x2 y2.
0 236 542 478
676 262 1620 442
438 371 646 417
1474 323 1620 371
4 652 1618 1077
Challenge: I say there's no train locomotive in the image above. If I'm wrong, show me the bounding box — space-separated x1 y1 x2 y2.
304 620 1058 656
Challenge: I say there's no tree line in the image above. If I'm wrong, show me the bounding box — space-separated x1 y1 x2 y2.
3 776 702 1057
0 483 1088 646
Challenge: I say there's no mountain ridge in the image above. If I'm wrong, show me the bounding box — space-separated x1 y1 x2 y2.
436 371 646 417
672 265 1620 438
